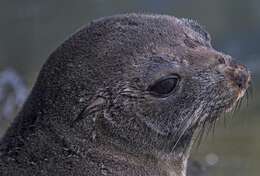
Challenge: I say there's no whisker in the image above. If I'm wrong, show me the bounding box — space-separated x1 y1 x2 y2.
234 99 240 114
172 99 212 151
238 97 243 112
169 115 195 153
169 107 202 153
170 126 189 153
162 113 190 152
194 121 207 150
211 117 218 137
223 114 227 127
245 90 249 107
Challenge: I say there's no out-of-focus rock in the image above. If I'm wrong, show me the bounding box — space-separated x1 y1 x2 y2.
0 68 28 120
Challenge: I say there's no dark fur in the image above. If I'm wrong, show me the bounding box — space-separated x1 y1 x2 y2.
0 14 250 176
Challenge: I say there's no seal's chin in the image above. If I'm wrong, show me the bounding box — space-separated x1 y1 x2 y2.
226 88 248 113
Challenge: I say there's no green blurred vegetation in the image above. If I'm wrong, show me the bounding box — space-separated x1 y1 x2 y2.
0 1 259 176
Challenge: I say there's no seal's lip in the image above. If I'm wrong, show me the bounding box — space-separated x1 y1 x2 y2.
225 88 247 113
236 89 246 102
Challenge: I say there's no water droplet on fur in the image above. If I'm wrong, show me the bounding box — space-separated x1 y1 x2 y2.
79 97 85 102
101 169 108 175
101 163 108 175
103 110 115 124
92 130 96 140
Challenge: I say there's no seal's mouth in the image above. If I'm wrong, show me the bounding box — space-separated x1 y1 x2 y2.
225 88 249 113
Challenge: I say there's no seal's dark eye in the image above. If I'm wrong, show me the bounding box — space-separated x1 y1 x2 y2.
148 75 179 97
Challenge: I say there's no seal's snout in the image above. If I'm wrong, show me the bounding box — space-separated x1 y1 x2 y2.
214 54 251 99
225 62 250 90
233 64 250 90
218 57 251 99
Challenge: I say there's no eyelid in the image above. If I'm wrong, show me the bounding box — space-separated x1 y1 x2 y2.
160 74 179 81
149 74 180 87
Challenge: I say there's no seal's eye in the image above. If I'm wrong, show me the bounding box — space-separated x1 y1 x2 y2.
148 75 179 97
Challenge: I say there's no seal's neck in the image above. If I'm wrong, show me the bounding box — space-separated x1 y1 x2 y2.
89 142 188 176
84 127 192 176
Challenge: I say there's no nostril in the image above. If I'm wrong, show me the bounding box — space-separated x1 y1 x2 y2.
224 64 250 90
217 57 226 64
218 58 251 91
234 69 249 90
236 75 246 89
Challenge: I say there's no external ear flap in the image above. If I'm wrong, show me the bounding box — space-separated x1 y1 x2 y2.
181 18 212 48
72 96 106 126
181 18 211 42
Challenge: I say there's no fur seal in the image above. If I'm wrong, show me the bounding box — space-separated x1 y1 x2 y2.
0 14 250 176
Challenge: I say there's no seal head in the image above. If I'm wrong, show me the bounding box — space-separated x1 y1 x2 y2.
0 14 251 176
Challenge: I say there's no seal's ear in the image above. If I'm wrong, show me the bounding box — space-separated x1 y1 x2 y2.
181 18 211 45
72 96 106 126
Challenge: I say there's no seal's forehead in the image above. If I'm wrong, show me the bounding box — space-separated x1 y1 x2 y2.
172 45 232 69
129 45 229 77
67 14 217 81
90 13 212 49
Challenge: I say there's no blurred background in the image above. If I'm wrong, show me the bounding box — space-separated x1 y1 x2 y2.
0 0 259 175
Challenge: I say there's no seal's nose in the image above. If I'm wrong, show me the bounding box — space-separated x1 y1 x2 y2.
223 61 251 91
230 64 250 90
